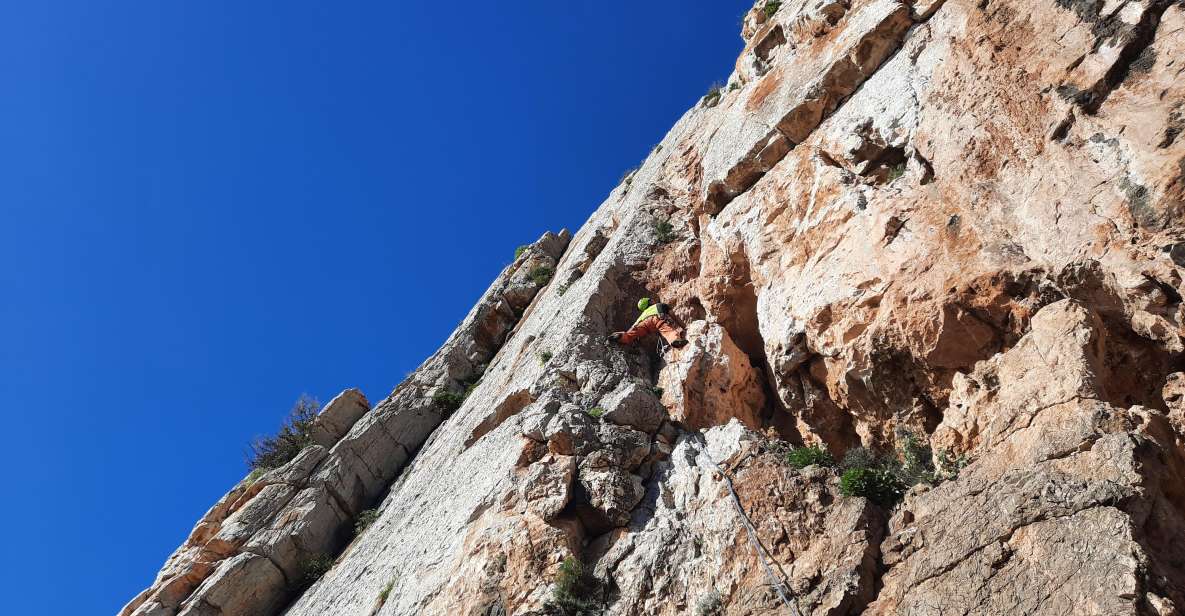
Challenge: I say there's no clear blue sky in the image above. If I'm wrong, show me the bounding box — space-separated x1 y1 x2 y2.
0 2 750 613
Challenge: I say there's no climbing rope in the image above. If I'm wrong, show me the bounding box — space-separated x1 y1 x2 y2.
697 438 803 616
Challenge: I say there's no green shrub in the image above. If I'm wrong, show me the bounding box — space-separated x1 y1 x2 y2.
647 385 664 398
354 508 380 536
702 82 723 107
545 557 603 615
840 446 877 472
587 407 605 419
887 162 907 182
247 395 321 472
653 218 676 244
297 553 335 589
786 445 835 469
538 351 554 365
557 282 571 296
936 449 969 479
895 430 937 486
515 245 530 260
245 468 267 484
696 590 724 616
432 389 466 414
764 0 782 18
529 265 555 286
839 466 905 505
728 81 740 92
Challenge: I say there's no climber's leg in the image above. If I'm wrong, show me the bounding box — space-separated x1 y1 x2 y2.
657 317 687 348
619 316 660 345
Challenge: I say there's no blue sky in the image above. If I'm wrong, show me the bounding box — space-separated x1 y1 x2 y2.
0 2 751 613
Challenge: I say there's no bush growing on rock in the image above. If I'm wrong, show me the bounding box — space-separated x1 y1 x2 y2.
544 557 603 615
702 82 724 107
515 245 530 260
432 390 466 415
839 466 905 505
587 407 605 419
538 351 554 365
786 445 835 469
246 395 320 472
354 508 380 536
695 590 724 616
763 0 782 18
653 218 676 244
529 265 555 286
297 553 335 590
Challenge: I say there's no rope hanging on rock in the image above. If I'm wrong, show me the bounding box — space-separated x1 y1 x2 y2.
703 443 803 616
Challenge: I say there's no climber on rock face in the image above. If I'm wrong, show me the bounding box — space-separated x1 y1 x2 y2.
608 297 688 349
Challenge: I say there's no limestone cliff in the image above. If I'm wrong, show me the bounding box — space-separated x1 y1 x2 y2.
123 0 1185 614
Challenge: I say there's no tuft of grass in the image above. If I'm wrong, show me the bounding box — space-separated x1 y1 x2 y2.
247 395 321 472
515 245 530 260
354 508 380 536
696 590 724 616
887 162 907 182
653 218 676 244
728 81 740 92
587 407 606 419
647 385 664 398
537 351 554 366
557 282 571 296
377 579 395 608
529 265 555 286
837 431 938 506
545 557 603 615
245 468 267 485
297 553 335 590
764 0 782 18
785 445 835 469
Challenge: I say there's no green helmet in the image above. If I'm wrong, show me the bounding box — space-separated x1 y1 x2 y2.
637 297 651 311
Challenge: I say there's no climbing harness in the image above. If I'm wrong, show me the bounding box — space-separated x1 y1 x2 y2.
696 436 804 616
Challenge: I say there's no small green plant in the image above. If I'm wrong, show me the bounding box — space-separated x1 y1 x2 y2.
702 82 723 107
297 553 335 589
247 395 321 472
696 590 724 616
245 468 267 484
728 81 740 91
653 218 676 244
887 162 907 182
354 508 380 536
840 446 877 472
515 245 530 260
619 165 640 188
647 385 664 398
557 282 571 296
537 351 554 366
895 430 937 486
432 389 466 415
839 466 905 505
785 445 835 469
545 557 603 615
936 449 969 479
529 265 555 286
764 0 782 18
376 578 395 608
587 407 606 419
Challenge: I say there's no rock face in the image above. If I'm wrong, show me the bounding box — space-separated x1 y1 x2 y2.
125 1 1185 615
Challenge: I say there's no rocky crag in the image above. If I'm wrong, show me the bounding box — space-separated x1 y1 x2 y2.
123 0 1185 614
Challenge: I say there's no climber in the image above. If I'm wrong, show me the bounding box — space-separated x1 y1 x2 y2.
608 297 689 349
